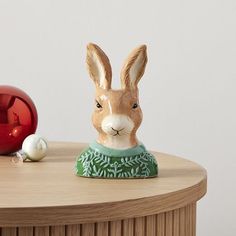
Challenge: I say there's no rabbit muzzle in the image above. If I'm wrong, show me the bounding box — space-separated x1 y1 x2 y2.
101 114 134 137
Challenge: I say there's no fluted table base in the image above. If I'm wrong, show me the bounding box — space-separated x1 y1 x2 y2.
0 202 196 236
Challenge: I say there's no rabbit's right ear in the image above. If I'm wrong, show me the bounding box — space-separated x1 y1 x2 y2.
86 43 112 90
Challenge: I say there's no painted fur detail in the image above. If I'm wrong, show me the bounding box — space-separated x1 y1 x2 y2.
76 43 158 179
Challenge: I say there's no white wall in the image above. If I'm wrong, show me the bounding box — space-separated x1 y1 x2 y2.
0 0 235 235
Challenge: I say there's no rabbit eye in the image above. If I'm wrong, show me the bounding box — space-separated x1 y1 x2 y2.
96 100 102 109
132 103 138 109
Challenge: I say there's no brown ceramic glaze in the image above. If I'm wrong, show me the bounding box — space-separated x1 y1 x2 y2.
86 43 147 149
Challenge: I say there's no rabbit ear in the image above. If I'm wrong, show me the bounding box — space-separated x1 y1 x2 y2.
120 45 147 90
86 43 112 90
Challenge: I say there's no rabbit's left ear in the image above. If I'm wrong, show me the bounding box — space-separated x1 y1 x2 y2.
120 45 147 90
86 43 112 90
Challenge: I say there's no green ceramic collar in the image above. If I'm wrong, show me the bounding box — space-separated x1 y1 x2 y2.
89 141 147 157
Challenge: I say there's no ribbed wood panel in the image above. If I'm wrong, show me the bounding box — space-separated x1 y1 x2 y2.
157 212 165 236
134 217 145 236
50 226 65 236
123 218 134 236
34 226 49 236
0 203 197 236
1 227 17 236
173 209 180 236
165 211 173 236
109 220 122 236
18 227 33 236
146 215 156 236
66 225 81 236
179 206 186 236
96 222 108 236
190 202 196 236
81 223 94 236
185 204 191 236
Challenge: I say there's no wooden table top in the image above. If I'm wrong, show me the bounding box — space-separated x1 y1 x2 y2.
0 142 207 226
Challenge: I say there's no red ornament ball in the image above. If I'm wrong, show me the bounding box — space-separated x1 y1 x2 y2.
0 86 38 155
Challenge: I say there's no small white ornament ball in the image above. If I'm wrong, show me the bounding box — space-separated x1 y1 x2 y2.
22 134 48 161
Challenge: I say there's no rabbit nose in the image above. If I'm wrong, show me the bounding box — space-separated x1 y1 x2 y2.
102 114 134 135
109 120 124 131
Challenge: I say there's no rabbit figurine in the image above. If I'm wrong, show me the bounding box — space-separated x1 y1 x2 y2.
75 43 158 178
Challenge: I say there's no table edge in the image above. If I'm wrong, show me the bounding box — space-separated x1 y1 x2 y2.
0 174 207 226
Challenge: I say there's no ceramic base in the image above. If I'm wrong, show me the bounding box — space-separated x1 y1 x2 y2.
75 142 158 179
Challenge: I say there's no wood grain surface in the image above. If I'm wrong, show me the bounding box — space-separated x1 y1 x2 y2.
0 142 207 227
0 203 197 236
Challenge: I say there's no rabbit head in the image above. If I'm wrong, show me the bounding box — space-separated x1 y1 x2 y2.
86 43 147 149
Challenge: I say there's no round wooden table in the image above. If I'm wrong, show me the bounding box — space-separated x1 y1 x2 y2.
0 142 207 236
